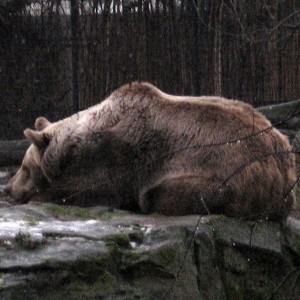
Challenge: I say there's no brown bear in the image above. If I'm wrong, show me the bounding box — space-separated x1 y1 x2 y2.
3 82 297 219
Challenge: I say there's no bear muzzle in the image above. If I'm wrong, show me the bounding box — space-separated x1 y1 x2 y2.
1 183 35 203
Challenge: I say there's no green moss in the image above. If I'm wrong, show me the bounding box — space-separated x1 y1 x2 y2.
216 215 228 222
157 245 177 265
204 215 230 227
43 204 94 219
25 216 40 226
103 233 132 248
146 242 184 272
42 204 127 220
96 209 127 220
104 238 141 274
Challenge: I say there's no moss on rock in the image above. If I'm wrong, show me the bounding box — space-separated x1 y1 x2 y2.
42 204 127 220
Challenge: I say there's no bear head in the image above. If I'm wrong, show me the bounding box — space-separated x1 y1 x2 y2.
4 117 54 203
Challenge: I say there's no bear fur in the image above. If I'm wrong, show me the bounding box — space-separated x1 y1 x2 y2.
5 82 297 219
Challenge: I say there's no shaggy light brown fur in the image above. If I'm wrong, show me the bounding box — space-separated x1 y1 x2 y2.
5 82 296 219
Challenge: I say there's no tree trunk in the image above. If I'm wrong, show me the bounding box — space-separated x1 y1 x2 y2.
212 0 223 96
70 0 80 112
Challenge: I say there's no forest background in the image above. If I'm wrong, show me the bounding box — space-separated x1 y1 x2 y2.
0 0 299 139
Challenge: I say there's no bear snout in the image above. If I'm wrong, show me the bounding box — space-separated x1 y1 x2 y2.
1 183 26 202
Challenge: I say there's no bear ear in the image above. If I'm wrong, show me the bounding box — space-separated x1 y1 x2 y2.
35 117 51 131
24 129 51 149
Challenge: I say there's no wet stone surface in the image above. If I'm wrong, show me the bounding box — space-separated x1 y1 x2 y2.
1 170 300 299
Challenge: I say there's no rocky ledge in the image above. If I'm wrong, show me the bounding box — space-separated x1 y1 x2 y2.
0 201 300 300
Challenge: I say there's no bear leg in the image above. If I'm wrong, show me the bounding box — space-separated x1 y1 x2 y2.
139 173 222 216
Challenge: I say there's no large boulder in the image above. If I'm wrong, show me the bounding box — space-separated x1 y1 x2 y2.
0 201 300 300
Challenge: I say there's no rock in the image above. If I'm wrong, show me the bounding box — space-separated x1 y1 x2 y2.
0 203 300 299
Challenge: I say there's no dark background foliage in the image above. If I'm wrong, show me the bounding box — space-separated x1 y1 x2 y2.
0 0 299 139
